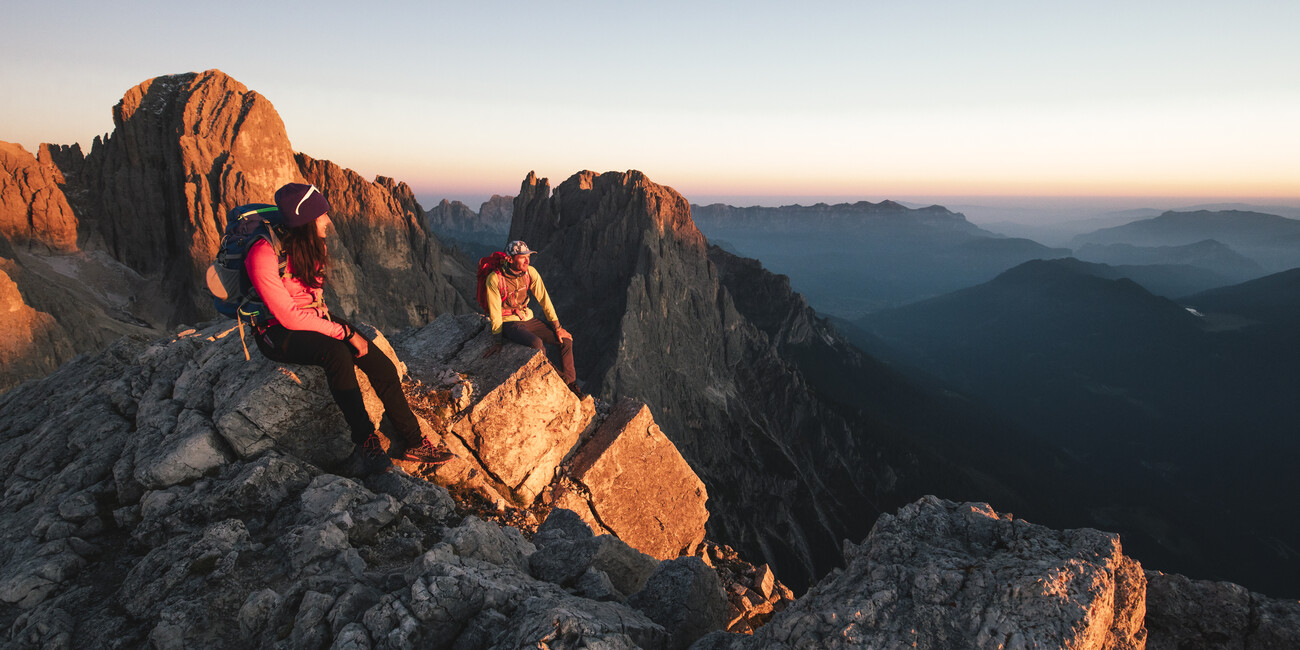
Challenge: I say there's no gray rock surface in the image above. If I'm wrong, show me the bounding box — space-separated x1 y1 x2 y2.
529 513 661 599
628 557 730 650
1145 570 1300 649
0 314 708 649
748 496 1147 650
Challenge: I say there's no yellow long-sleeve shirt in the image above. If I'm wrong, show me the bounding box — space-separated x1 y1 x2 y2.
485 266 560 335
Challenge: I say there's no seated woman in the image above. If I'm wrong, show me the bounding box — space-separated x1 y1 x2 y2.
247 182 450 475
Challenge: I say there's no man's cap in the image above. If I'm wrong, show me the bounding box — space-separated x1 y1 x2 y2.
274 183 331 228
505 240 536 256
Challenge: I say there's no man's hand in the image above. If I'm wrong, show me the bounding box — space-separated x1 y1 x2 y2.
556 326 573 343
348 332 370 358
483 340 503 358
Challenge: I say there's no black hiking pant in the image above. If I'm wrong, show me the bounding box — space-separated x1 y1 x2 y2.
254 318 421 448
502 318 576 385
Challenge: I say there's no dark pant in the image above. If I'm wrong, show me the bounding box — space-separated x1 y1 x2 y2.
502 318 576 384
254 319 421 447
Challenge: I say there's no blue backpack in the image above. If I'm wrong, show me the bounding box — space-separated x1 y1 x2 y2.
205 204 287 356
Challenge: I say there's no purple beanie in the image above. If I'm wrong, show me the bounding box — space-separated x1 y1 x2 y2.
274 183 331 228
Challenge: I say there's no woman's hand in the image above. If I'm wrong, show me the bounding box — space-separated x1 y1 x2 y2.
556 326 573 343
348 331 370 357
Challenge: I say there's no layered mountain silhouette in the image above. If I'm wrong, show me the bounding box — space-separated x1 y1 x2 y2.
691 201 1071 317
853 257 1300 595
1072 209 1300 273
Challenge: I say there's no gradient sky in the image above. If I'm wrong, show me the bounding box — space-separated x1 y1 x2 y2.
4 1 1298 213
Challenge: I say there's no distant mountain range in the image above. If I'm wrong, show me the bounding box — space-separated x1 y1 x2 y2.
1071 210 1300 273
690 201 1070 318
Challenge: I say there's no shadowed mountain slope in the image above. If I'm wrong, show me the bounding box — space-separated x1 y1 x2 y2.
854 258 1300 595
509 170 1079 590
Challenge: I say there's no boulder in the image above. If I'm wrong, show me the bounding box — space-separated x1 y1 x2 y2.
530 530 661 600
393 314 593 504
751 496 1148 650
442 516 534 573
494 595 667 650
627 556 730 650
563 396 709 560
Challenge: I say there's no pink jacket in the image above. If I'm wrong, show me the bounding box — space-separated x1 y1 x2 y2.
245 239 345 339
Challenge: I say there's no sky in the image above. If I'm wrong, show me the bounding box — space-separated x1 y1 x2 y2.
4 1 1299 218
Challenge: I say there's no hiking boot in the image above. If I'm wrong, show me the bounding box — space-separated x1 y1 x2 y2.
388 436 455 464
340 434 392 477
567 381 587 399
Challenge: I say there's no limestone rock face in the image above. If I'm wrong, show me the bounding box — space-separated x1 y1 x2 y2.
748 496 1148 650
0 141 78 253
298 156 472 330
71 70 301 326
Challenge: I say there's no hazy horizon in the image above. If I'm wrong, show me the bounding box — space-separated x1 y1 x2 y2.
419 189 1300 227
5 1 1298 207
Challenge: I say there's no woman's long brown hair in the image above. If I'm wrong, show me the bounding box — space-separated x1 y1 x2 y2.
281 222 328 289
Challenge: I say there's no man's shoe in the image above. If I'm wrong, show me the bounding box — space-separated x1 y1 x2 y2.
567 381 587 399
388 436 455 464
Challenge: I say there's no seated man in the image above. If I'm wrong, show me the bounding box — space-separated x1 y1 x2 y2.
485 240 582 397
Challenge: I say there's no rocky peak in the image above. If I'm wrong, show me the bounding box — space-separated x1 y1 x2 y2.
479 194 514 224
69 69 300 325
0 313 729 647
424 195 513 248
296 153 470 329
512 168 911 590
0 141 78 253
520 170 705 255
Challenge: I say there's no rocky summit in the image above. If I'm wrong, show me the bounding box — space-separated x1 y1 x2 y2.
0 312 729 648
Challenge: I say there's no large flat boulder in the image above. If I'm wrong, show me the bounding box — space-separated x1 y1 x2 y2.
393 314 593 504
563 397 709 560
